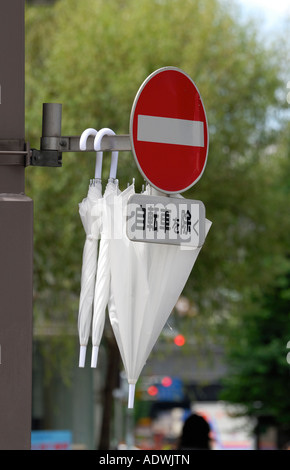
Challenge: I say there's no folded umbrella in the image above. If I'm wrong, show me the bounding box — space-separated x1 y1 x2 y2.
91 128 120 368
107 181 149 400
108 184 212 407
134 219 212 379
78 128 103 368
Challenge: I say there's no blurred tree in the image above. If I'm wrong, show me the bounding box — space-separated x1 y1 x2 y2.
220 121 290 447
25 0 288 319
24 0 290 448
220 261 290 446
26 0 56 4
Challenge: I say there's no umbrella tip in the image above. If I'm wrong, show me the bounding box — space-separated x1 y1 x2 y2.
79 345 87 368
91 346 99 368
128 383 136 409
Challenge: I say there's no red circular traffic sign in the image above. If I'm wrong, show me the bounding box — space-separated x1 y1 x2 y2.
130 67 209 194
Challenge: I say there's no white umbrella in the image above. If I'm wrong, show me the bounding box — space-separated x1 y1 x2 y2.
132 188 212 379
77 127 103 368
108 184 212 407
91 128 120 368
105 182 149 407
107 182 149 386
133 220 212 380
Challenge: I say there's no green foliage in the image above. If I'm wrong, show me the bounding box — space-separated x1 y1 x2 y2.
25 0 289 377
220 264 290 425
220 121 290 425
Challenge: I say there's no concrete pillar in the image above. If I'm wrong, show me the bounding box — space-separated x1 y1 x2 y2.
0 0 33 450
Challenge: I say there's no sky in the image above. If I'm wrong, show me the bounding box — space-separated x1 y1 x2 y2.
237 0 290 30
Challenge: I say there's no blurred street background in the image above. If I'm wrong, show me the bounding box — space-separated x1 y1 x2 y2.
25 0 290 450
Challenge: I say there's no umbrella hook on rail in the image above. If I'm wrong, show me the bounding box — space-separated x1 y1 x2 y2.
93 127 119 181
91 128 120 369
79 127 102 185
79 127 98 150
78 127 103 368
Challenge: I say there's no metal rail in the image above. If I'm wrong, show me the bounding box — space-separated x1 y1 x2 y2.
0 103 132 167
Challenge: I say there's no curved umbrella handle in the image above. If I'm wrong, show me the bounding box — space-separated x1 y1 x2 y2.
93 128 119 180
79 128 98 150
78 127 101 368
80 128 105 183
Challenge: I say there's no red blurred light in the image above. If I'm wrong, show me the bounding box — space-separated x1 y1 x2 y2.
174 334 185 347
147 385 158 396
161 376 172 387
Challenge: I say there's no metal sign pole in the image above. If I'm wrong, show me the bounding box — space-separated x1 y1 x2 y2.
0 0 33 450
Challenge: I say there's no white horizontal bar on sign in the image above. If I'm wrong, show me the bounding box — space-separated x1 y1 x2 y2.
137 115 204 147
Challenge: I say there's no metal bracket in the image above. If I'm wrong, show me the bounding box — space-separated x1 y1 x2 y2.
40 134 131 153
40 103 131 153
28 103 132 167
30 149 62 167
0 103 131 168
0 141 62 167
0 140 31 166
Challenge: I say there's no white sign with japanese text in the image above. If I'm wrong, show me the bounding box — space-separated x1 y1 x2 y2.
126 194 206 247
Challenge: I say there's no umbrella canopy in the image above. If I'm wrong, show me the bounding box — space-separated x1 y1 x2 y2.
133 219 212 379
78 128 103 368
91 128 120 368
107 182 149 389
108 184 212 407
132 188 212 380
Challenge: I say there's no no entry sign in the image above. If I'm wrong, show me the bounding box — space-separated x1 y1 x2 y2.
130 67 209 194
